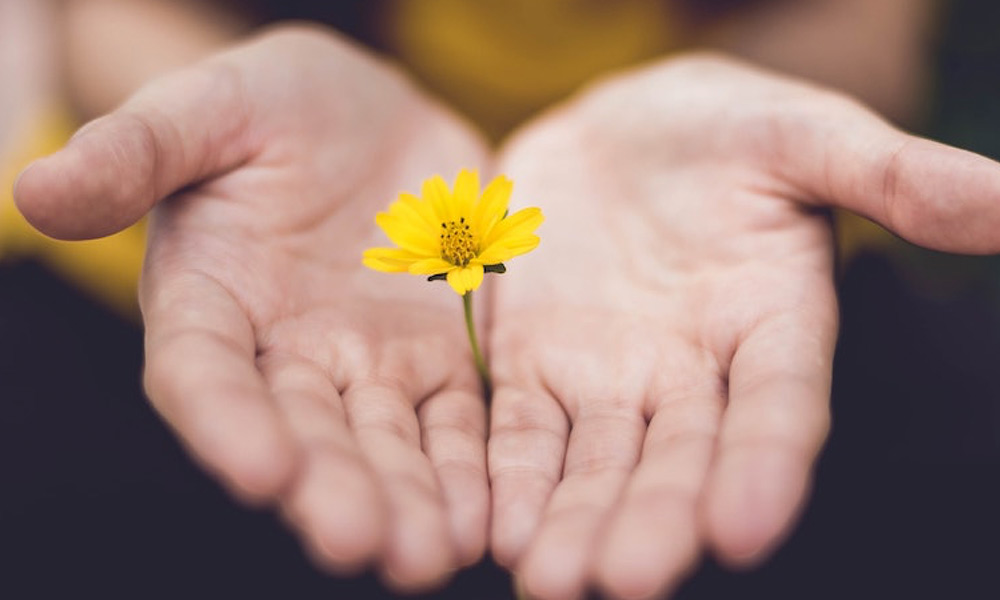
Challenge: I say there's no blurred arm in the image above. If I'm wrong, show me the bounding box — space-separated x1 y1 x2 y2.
62 0 251 118
691 0 939 126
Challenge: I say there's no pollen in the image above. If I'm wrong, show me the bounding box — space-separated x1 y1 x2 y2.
440 216 477 266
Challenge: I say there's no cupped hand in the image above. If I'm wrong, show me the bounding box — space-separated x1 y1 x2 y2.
488 53 1000 599
15 25 491 590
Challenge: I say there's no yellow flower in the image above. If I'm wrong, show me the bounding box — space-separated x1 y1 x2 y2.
363 169 543 295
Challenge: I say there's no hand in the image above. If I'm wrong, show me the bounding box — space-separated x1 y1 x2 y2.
15 25 491 590
488 53 1000 599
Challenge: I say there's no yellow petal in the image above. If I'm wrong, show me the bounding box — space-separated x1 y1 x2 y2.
423 174 455 224
482 206 544 249
362 247 422 272
473 174 512 241
375 213 439 255
391 192 438 230
476 234 540 264
408 257 454 275
446 263 485 295
453 169 479 220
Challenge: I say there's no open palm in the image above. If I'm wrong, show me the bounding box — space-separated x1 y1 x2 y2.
16 26 491 590
488 54 1000 600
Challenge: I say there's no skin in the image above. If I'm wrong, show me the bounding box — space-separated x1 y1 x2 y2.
0 0 59 161
489 55 1000 599
16 27 491 591
62 0 249 117
696 0 936 125
14 25 1000 600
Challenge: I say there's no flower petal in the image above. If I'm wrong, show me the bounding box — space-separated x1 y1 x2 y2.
391 192 439 230
446 263 485 295
408 257 455 275
481 206 544 249
362 247 423 272
453 169 479 220
423 174 454 224
473 174 512 241
476 234 540 264
375 212 440 255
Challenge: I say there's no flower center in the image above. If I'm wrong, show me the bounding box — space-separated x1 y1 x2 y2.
440 217 477 266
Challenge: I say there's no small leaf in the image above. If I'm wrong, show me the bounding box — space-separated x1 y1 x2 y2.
427 273 448 282
484 263 507 274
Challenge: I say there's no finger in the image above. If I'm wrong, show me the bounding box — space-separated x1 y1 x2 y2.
258 354 386 574
594 388 723 600
703 299 837 567
141 270 297 503
487 385 570 569
343 380 457 591
418 386 490 567
13 60 254 240
516 404 645 600
777 98 1000 254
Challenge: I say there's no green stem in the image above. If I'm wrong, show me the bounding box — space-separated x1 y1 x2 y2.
463 291 492 399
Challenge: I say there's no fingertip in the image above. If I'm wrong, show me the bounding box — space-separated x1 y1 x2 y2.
594 510 698 600
204 417 299 506
11 158 35 200
513 513 603 600
490 536 522 571
418 388 491 567
380 477 459 591
152 373 299 506
490 499 540 569
387 515 460 592
707 522 777 571
381 528 457 594
286 454 387 575
880 140 1000 254
703 447 812 568
516 552 586 600
489 466 547 568
143 326 298 507
12 156 57 235
595 551 664 600
13 114 157 240
487 386 568 570
447 477 490 567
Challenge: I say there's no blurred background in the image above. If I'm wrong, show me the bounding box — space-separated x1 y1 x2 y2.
2 0 999 597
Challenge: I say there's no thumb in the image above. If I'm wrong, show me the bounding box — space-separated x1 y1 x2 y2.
779 99 1000 255
13 63 253 240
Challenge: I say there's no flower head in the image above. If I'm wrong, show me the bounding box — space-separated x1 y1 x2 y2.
363 169 543 295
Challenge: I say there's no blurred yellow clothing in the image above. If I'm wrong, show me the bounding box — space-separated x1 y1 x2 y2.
384 0 685 140
0 108 144 319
